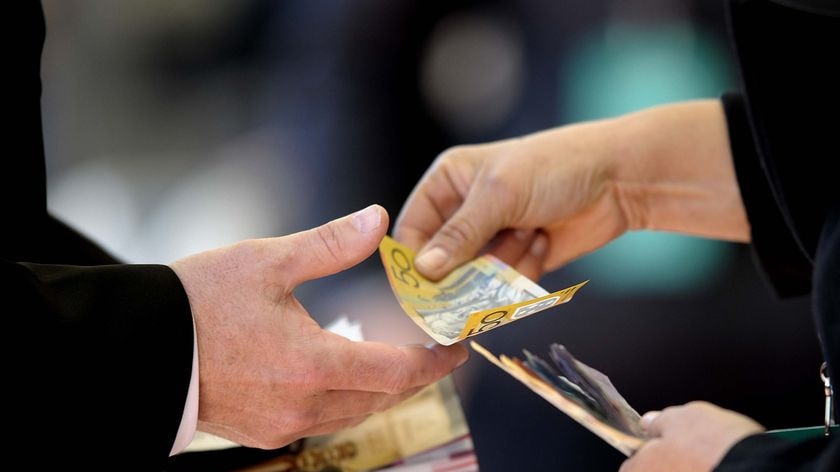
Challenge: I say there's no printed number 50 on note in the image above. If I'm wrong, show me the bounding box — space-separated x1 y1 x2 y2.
379 236 587 345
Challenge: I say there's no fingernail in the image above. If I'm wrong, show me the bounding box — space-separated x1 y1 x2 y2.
426 342 469 368
640 411 660 429
530 234 547 257
352 205 381 233
415 246 448 272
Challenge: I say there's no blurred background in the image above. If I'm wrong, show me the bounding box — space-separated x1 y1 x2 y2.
41 0 822 470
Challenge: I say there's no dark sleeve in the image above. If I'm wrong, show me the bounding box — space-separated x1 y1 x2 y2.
5 259 194 470
715 434 840 472
716 0 840 470
721 92 813 297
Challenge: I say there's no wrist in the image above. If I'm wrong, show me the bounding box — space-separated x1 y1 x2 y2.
604 101 749 240
592 114 651 231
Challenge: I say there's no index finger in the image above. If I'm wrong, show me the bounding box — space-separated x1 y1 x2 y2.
394 162 468 252
320 335 469 393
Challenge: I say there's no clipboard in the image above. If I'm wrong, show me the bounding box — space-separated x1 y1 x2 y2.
765 425 839 442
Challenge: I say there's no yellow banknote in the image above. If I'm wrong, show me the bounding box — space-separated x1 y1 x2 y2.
379 236 587 345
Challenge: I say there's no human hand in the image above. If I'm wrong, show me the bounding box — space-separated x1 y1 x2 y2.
395 120 621 281
395 101 748 281
620 401 764 472
171 204 468 449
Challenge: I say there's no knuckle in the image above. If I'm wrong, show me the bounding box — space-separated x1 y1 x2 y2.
438 218 480 247
385 372 409 395
481 169 518 211
661 405 681 415
383 354 412 394
314 223 344 264
436 145 471 164
685 400 712 412
434 146 479 187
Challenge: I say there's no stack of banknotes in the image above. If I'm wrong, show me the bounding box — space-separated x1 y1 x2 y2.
471 342 644 456
231 375 476 472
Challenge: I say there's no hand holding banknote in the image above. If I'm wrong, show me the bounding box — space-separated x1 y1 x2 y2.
395 101 760 469
393 124 628 282
471 341 765 468
172 205 467 449
394 102 749 282
620 403 763 472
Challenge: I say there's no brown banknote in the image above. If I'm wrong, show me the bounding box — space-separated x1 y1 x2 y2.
235 376 470 472
471 341 644 456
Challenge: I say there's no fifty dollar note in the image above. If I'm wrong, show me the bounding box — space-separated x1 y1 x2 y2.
379 235 587 345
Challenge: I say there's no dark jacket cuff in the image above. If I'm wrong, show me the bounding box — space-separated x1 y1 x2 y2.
721 91 812 297
7 261 194 469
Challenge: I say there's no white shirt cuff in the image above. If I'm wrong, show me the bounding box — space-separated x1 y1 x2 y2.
170 318 199 456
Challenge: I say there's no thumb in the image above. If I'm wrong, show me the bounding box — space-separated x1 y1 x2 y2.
282 204 388 286
414 191 504 280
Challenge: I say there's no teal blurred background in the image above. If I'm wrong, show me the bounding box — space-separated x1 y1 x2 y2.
563 20 734 295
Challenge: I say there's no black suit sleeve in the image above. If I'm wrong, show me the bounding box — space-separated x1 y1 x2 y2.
6 260 194 470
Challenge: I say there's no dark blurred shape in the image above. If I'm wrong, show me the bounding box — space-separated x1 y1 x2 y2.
420 10 525 138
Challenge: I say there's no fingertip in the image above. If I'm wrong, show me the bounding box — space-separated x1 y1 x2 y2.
375 204 390 229
640 410 660 430
455 346 469 367
415 246 450 279
427 342 469 368
351 204 389 235
447 343 470 367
